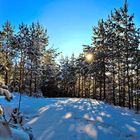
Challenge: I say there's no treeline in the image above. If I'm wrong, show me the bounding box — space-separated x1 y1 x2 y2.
0 21 60 96
0 2 140 110
58 2 140 110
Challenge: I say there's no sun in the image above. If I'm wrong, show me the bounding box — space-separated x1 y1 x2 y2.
85 53 94 63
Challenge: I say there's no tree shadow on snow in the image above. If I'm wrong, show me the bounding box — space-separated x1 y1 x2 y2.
26 98 140 140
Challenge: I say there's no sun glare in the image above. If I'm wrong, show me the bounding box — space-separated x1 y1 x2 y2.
85 53 94 63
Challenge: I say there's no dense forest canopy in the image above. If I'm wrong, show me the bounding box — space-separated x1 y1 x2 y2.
0 1 140 110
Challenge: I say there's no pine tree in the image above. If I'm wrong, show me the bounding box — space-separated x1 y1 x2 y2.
0 21 15 85
25 22 48 96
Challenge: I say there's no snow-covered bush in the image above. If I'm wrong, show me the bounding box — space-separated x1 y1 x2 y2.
0 87 13 101
33 90 43 98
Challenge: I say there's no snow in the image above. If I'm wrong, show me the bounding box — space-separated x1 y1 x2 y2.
0 93 140 140
0 87 13 101
11 128 29 140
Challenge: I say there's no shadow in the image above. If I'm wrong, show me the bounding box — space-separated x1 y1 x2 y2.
2 94 140 140
26 98 140 140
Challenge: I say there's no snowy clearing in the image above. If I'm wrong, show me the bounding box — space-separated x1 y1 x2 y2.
1 93 140 140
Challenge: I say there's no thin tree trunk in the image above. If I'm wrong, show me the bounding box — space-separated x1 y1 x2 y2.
112 64 116 105
5 52 8 85
29 63 33 96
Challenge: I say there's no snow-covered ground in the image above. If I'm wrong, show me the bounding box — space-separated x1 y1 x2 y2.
1 93 140 140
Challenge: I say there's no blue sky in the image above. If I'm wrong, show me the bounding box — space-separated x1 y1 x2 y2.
0 0 140 57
